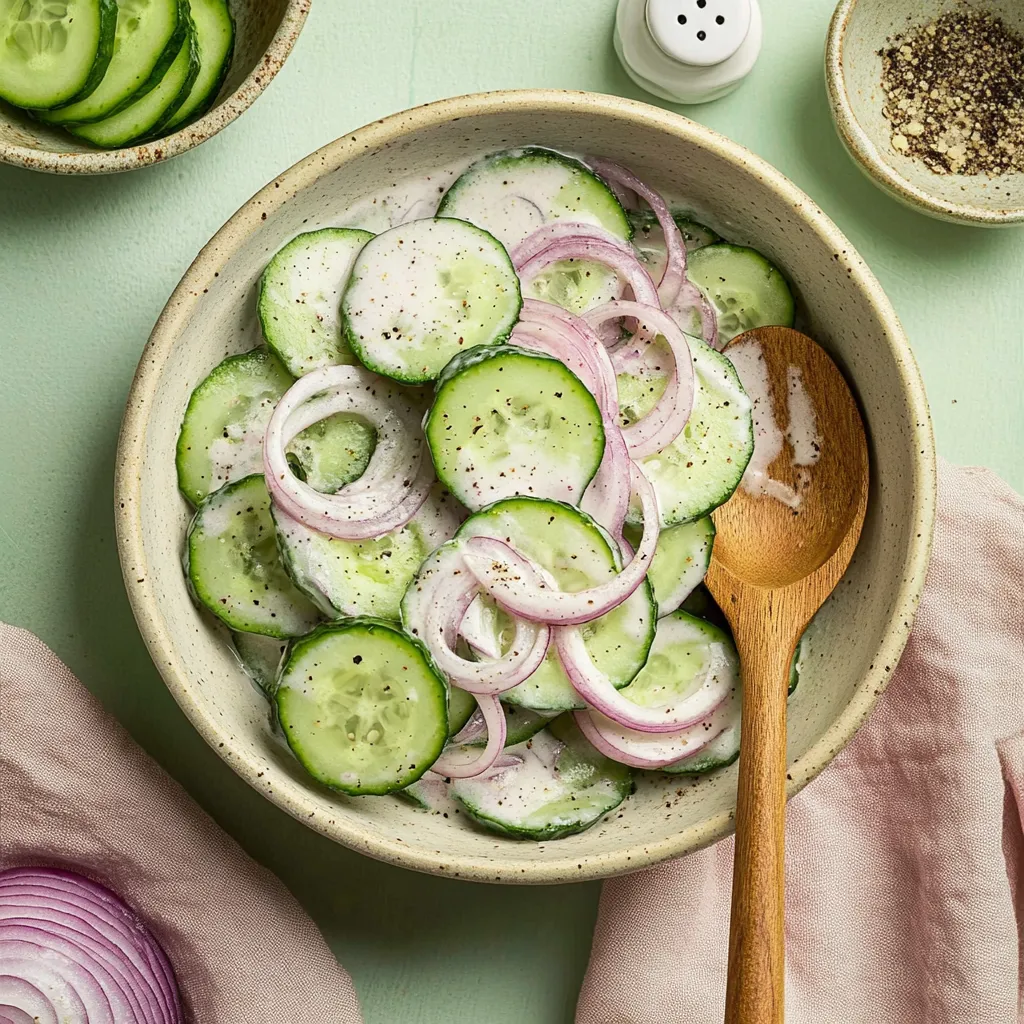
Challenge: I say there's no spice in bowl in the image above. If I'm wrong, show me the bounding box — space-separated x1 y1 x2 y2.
879 8 1024 176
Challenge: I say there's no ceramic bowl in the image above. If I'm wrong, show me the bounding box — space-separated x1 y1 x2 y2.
115 90 936 883
826 0 1024 226
0 0 309 175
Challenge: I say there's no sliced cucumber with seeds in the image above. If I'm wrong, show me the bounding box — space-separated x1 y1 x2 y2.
455 498 656 712
688 243 795 346
452 717 633 840
258 228 374 377
276 619 448 795
439 147 631 251
231 630 287 696
619 336 754 527
440 147 632 318
341 218 522 384
175 348 376 506
70 12 199 147
39 0 185 125
274 484 463 622
624 516 714 617
186 474 321 637
164 0 233 129
0 0 116 109
425 345 605 511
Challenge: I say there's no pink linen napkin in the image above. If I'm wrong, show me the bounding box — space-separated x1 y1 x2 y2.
578 460 1024 1024
0 624 364 1023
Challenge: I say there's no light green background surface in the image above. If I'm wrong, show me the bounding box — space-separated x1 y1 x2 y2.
1 1 1021 1020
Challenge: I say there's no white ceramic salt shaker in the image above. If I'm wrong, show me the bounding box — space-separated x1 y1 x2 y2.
614 0 763 105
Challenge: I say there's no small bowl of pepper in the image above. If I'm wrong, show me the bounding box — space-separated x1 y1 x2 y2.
826 0 1024 226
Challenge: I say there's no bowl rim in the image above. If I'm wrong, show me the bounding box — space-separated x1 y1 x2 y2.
0 0 310 175
115 88 937 883
825 0 1024 226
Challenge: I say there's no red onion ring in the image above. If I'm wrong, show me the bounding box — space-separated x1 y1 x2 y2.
404 545 552 695
461 463 659 625
574 680 736 768
557 625 732 733
591 159 719 347
263 364 432 541
584 300 695 460
515 234 660 309
0 868 182 1024
590 158 686 308
511 221 634 269
429 693 507 778
514 301 632 538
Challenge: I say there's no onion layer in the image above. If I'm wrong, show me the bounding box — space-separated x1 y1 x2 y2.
263 364 432 540
584 300 695 460
461 463 659 625
0 868 183 1024
430 693 508 778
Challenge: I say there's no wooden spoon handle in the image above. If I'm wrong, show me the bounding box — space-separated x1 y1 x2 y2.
723 616 795 1024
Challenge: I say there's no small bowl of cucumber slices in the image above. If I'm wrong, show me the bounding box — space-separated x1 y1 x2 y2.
116 90 935 882
0 0 309 174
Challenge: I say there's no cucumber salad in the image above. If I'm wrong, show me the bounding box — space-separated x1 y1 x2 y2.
177 147 800 841
0 0 234 148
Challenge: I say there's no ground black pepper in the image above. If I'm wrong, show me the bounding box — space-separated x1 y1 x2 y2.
879 7 1024 176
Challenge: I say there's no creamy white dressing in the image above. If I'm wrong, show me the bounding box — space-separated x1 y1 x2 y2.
337 164 469 235
206 395 277 489
727 339 821 509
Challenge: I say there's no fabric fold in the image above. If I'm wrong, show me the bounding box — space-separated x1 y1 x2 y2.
578 461 1024 1024
0 624 364 1024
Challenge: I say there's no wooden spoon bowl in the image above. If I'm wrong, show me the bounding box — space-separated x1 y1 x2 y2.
705 326 869 1024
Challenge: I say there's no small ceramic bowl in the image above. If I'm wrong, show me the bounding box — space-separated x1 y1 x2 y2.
826 0 1024 226
116 90 936 883
0 0 309 175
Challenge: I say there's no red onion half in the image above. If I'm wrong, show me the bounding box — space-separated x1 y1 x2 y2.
461 463 660 625
0 867 183 1024
263 364 432 540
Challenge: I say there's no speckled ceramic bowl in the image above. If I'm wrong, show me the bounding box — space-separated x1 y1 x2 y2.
826 0 1024 225
115 90 936 883
0 0 309 175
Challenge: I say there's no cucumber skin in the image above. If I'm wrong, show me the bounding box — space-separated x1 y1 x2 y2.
277 618 450 796
40 0 189 126
13 0 119 111
439 147 633 244
166 0 235 129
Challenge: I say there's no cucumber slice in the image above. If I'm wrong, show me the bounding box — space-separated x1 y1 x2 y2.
258 228 374 377
440 147 631 318
624 516 714 617
275 484 463 622
448 685 476 738
0 0 116 109
620 336 754 527
688 243 795 346
70 11 199 148
39 0 184 125
452 718 633 840
455 498 656 712
231 630 287 696
175 348 376 506
614 611 741 776
425 345 605 511
438 147 632 251
341 218 522 384
186 475 322 637
163 0 232 129
276 619 448 795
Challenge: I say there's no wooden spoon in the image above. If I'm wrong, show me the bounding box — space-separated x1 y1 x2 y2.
704 326 869 1024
